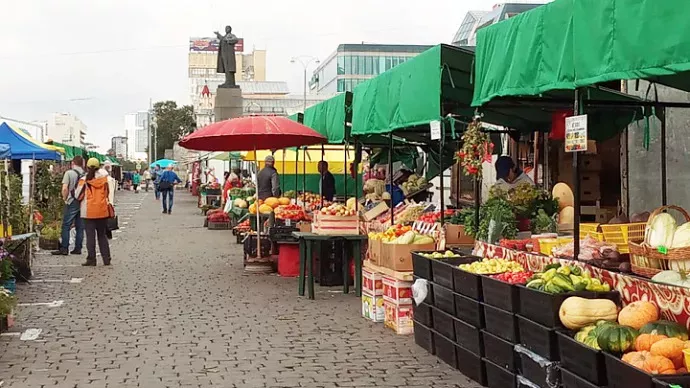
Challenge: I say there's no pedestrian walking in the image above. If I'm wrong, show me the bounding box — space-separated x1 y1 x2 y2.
132 171 141 193
74 158 113 266
52 155 85 256
142 169 151 192
152 164 162 200
159 165 181 214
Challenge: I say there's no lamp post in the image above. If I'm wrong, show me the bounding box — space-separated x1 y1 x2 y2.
290 56 320 112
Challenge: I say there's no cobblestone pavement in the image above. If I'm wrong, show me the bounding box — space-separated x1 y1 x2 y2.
0 190 480 387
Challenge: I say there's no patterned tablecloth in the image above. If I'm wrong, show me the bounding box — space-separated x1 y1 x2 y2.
474 241 690 327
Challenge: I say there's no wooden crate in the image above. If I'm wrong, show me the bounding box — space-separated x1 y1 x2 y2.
313 213 360 235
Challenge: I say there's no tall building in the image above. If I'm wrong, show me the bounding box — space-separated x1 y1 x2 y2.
111 136 128 159
309 44 433 95
451 2 551 47
124 111 149 160
46 113 87 147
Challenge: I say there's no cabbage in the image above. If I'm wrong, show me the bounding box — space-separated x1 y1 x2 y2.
672 222 690 248
648 213 676 248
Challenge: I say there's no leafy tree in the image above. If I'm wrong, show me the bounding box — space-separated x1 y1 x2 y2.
151 101 196 159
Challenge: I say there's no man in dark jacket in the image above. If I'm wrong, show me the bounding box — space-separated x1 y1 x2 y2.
318 161 336 201
257 155 280 200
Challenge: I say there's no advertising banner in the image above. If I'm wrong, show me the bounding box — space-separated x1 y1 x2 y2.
189 37 244 53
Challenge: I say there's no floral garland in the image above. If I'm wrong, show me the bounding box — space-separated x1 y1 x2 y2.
457 119 493 177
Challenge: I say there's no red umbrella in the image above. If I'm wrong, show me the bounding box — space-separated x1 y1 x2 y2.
179 115 326 151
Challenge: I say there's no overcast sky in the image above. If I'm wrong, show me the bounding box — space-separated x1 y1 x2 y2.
0 0 503 151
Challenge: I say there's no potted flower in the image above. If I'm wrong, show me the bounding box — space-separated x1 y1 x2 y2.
0 285 17 333
39 225 60 250
0 256 15 295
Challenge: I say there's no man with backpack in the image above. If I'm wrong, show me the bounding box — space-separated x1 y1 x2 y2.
52 155 85 256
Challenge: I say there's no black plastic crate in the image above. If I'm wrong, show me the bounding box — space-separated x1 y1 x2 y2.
557 331 607 386
433 330 457 368
485 358 517 388
482 330 519 372
411 251 434 281
413 302 433 327
483 303 519 343
414 321 434 354
431 306 456 341
604 352 690 388
455 292 484 328
517 315 559 361
432 284 456 315
457 343 488 386
654 376 690 388
482 275 520 312
454 317 483 356
561 367 601 388
452 266 484 300
519 349 561 388
431 257 478 290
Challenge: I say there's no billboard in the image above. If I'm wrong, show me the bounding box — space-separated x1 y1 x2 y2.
189 37 244 53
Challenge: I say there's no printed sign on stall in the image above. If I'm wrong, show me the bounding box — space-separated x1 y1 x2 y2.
565 114 588 153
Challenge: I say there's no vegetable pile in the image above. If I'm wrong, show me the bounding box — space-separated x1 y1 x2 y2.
208 212 230 222
419 251 461 259
490 271 534 284
458 258 524 275
274 204 308 221
525 263 611 293
417 210 455 224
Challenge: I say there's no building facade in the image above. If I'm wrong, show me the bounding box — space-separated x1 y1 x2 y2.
309 44 433 95
111 136 128 159
124 111 149 160
46 113 86 147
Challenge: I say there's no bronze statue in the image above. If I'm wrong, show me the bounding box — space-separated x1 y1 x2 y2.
214 26 239 88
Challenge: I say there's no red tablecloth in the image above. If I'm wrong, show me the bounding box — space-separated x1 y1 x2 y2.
474 241 690 327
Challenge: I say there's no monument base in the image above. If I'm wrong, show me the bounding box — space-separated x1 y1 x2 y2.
214 87 243 122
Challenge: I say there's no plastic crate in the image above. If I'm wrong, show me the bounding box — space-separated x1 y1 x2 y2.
413 302 433 327
485 358 517 388
208 221 231 230
538 237 573 256
482 275 520 313
517 315 559 361
457 343 487 386
580 223 604 242
454 318 483 356
431 256 479 290
482 330 519 372
561 367 601 388
433 330 457 368
600 222 646 254
455 292 484 328
431 306 456 341
604 352 690 388
483 303 519 343
453 266 486 300
411 252 434 281
518 347 561 388
557 331 607 386
432 283 456 315
518 286 597 328
413 321 434 354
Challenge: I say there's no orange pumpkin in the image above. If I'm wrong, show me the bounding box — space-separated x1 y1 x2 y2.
644 355 676 375
650 338 686 369
678 367 688 374
264 197 280 209
635 334 668 351
622 351 650 370
618 301 659 330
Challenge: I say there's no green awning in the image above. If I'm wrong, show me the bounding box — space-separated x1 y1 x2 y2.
302 93 351 144
472 0 690 106
287 113 301 123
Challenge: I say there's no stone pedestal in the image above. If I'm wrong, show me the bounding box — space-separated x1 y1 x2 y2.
214 87 243 122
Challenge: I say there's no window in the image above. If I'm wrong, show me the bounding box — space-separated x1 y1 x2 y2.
358 56 365 75
373 57 380 75
337 79 345 92
365 56 373 75
345 55 352 75
337 56 345 75
385 57 392 71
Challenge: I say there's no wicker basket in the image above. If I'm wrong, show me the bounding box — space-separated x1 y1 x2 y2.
628 205 690 278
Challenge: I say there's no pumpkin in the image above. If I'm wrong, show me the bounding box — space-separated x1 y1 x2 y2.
249 203 257 215
258 204 274 214
618 301 659 330
622 351 651 370
596 324 639 354
640 320 690 341
650 338 686 369
635 334 668 351
278 197 291 206
559 297 619 330
264 197 280 209
643 355 676 375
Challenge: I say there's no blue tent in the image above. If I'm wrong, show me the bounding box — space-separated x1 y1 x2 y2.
0 143 10 159
0 123 60 160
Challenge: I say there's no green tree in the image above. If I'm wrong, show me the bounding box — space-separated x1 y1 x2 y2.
151 101 196 160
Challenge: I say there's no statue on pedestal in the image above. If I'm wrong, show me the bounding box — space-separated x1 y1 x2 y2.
214 26 239 88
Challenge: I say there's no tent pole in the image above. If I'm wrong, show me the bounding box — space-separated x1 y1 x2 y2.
321 144 325 206
294 148 299 200
389 133 394 225
455 141 460 208
344 143 348 200
439 122 445 226
302 147 306 197
354 139 359 213
573 89 582 260
255 145 261 259
282 149 285 194
661 108 668 206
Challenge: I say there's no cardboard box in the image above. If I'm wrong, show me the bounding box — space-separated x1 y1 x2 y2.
445 224 474 245
362 292 385 322
297 222 312 233
368 238 383 266
382 276 413 305
362 268 384 296
362 201 389 222
382 242 436 272
313 213 359 235
384 300 414 335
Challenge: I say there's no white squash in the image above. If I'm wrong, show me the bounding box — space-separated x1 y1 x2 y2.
648 213 676 248
552 182 574 210
559 206 575 224
671 222 690 248
652 270 690 288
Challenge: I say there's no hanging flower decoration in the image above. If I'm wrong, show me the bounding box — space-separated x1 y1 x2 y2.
456 119 493 177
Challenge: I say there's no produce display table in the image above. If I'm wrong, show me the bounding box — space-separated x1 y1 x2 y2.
292 232 367 300
475 241 690 324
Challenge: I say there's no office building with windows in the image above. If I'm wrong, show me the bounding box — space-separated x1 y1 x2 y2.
309 44 432 95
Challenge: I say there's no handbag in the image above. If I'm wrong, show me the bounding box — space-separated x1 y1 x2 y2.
107 215 119 231
159 180 172 190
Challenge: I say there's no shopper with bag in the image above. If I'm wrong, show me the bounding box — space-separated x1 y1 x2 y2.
158 165 181 214
102 161 118 239
74 158 113 266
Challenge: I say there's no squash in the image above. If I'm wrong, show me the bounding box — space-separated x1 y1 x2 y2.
622 351 651 370
552 182 574 210
596 324 639 354
650 338 686 369
640 320 690 341
559 297 619 330
643 355 676 375
264 197 280 209
249 203 257 215
635 334 668 352
618 301 659 330
652 271 690 288
559 206 575 224
278 197 291 206
258 204 274 214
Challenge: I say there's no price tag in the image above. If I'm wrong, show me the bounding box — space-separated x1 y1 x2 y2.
285 219 291 226
430 120 441 140
657 245 668 255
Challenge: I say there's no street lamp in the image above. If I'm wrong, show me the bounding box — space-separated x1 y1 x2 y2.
290 56 320 112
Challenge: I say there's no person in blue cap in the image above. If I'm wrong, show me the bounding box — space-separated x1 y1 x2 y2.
494 156 534 192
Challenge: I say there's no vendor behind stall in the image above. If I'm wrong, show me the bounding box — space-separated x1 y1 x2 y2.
257 155 280 200
318 161 336 202
494 156 534 192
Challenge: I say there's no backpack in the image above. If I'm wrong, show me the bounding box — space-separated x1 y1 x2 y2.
69 169 85 201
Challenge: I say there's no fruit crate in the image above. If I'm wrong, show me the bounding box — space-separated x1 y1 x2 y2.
484 358 517 388
482 330 519 373
454 292 484 328
454 317 483 356
517 315 559 361
432 283 456 315
518 345 561 388
561 367 601 388
430 256 480 290
413 321 434 354
517 286 597 328
208 221 231 230
411 251 440 281
413 302 433 327
600 222 646 254
431 306 456 341
483 303 519 343
457 343 487 386
481 275 520 313
604 352 690 388
557 331 607 386
579 223 604 242
433 330 457 368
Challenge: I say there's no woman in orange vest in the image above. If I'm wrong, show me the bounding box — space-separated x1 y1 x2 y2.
74 158 113 266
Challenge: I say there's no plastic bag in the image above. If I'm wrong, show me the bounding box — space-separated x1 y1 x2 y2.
412 278 429 305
